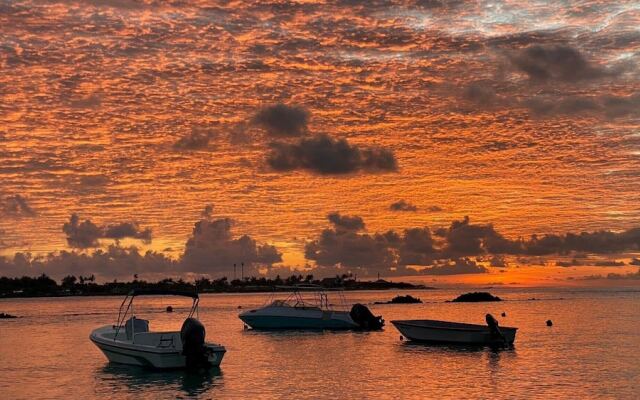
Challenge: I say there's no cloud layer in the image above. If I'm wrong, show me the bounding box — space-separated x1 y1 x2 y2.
2 212 640 279
304 214 640 275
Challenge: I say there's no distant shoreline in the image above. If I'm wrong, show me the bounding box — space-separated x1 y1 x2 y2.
0 274 434 299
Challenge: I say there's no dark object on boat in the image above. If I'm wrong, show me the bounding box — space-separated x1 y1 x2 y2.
486 313 506 345
501 312 506 317
181 318 208 368
375 295 422 304
349 303 384 330
0 312 17 319
546 319 553 327
451 292 502 302
166 305 173 313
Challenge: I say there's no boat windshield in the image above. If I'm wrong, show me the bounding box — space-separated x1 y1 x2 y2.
264 286 348 311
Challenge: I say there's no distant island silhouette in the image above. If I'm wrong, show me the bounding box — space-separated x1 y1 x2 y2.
449 292 502 302
0 273 432 298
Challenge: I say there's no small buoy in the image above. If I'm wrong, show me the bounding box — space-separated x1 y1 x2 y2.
237 305 242 309
501 312 506 317
546 319 553 327
166 306 173 313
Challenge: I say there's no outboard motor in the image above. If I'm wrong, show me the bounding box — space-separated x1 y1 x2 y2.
350 303 384 330
181 317 208 368
485 313 506 345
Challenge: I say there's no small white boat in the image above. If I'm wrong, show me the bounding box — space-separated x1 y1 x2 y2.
239 285 383 330
392 318 517 345
90 289 226 369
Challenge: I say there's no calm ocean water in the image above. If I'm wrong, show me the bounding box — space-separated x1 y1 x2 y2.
1 288 638 399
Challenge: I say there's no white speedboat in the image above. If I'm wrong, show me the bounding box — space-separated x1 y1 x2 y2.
239 285 384 330
90 289 226 369
392 316 517 345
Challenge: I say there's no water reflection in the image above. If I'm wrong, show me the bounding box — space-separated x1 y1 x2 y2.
399 341 515 353
242 328 357 339
98 364 223 397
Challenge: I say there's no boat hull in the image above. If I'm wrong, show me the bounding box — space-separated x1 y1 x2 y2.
90 327 225 369
392 320 517 345
239 307 359 330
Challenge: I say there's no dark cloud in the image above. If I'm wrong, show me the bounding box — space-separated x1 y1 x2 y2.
606 268 640 280
556 259 626 267
463 82 498 105
267 134 398 175
390 200 417 212
327 212 365 231
509 45 613 82
304 228 396 271
252 103 309 137
489 255 507 268
103 222 152 242
305 215 436 275
525 96 599 116
524 94 640 119
421 258 488 275
602 94 640 119
594 260 626 267
62 214 153 248
1 195 36 217
181 217 281 275
62 214 102 248
440 216 522 257
579 268 640 281
79 174 110 187
397 228 436 265
173 130 213 150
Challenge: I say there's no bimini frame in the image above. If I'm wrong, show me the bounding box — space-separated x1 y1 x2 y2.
265 284 349 311
114 289 199 341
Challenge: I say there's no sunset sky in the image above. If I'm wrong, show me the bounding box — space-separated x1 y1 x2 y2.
1 0 639 285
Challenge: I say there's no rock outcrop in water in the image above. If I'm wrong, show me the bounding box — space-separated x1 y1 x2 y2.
0 312 18 319
375 294 423 304
450 292 502 302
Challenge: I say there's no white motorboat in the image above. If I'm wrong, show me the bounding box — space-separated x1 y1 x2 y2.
90 289 226 369
392 317 517 345
239 285 384 330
